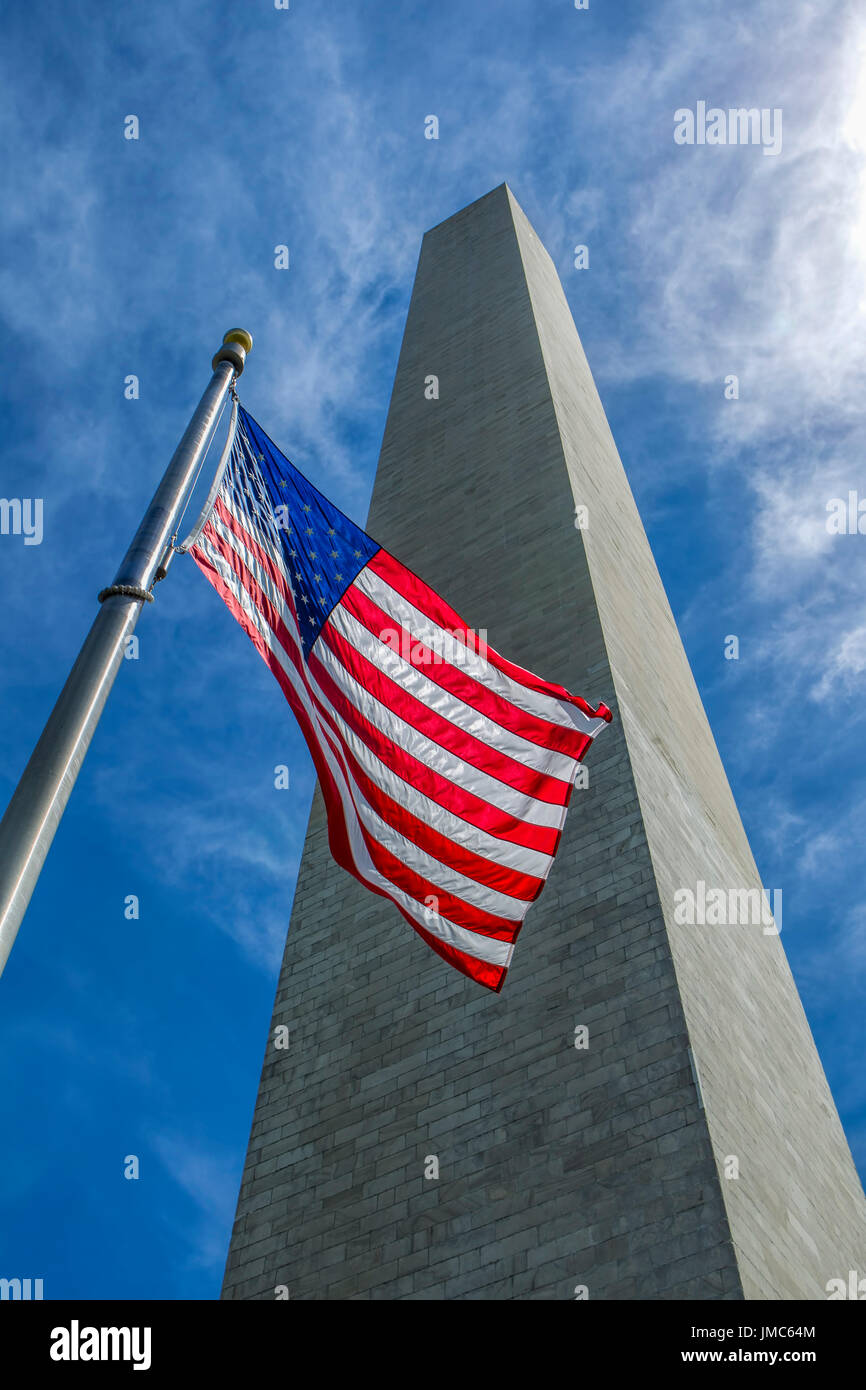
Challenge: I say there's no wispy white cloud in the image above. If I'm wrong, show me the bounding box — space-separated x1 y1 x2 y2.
151 1132 239 1272
571 2 866 450
812 624 866 701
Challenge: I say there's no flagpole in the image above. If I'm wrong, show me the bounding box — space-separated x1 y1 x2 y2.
0 328 253 979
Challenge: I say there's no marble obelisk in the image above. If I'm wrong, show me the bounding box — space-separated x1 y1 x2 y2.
222 185 866 1300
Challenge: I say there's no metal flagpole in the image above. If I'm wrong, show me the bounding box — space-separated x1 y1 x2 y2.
0 328 253 979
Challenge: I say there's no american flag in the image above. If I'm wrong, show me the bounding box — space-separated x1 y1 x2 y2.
191 407 611 991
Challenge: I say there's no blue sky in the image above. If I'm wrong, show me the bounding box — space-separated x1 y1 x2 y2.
1 0 865 1298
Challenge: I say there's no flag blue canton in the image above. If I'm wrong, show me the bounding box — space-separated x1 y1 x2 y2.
235 408 379 655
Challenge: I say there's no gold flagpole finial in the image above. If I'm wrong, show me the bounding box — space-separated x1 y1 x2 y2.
213 328 253 375
223 328 253 353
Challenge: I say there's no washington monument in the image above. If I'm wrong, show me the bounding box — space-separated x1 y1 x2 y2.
221 185 866 1300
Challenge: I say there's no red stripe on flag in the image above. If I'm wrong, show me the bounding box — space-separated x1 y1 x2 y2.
318 613 573 806
367 548 612 723
306 646 561 856
309 696 543 902
340 581 592 761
